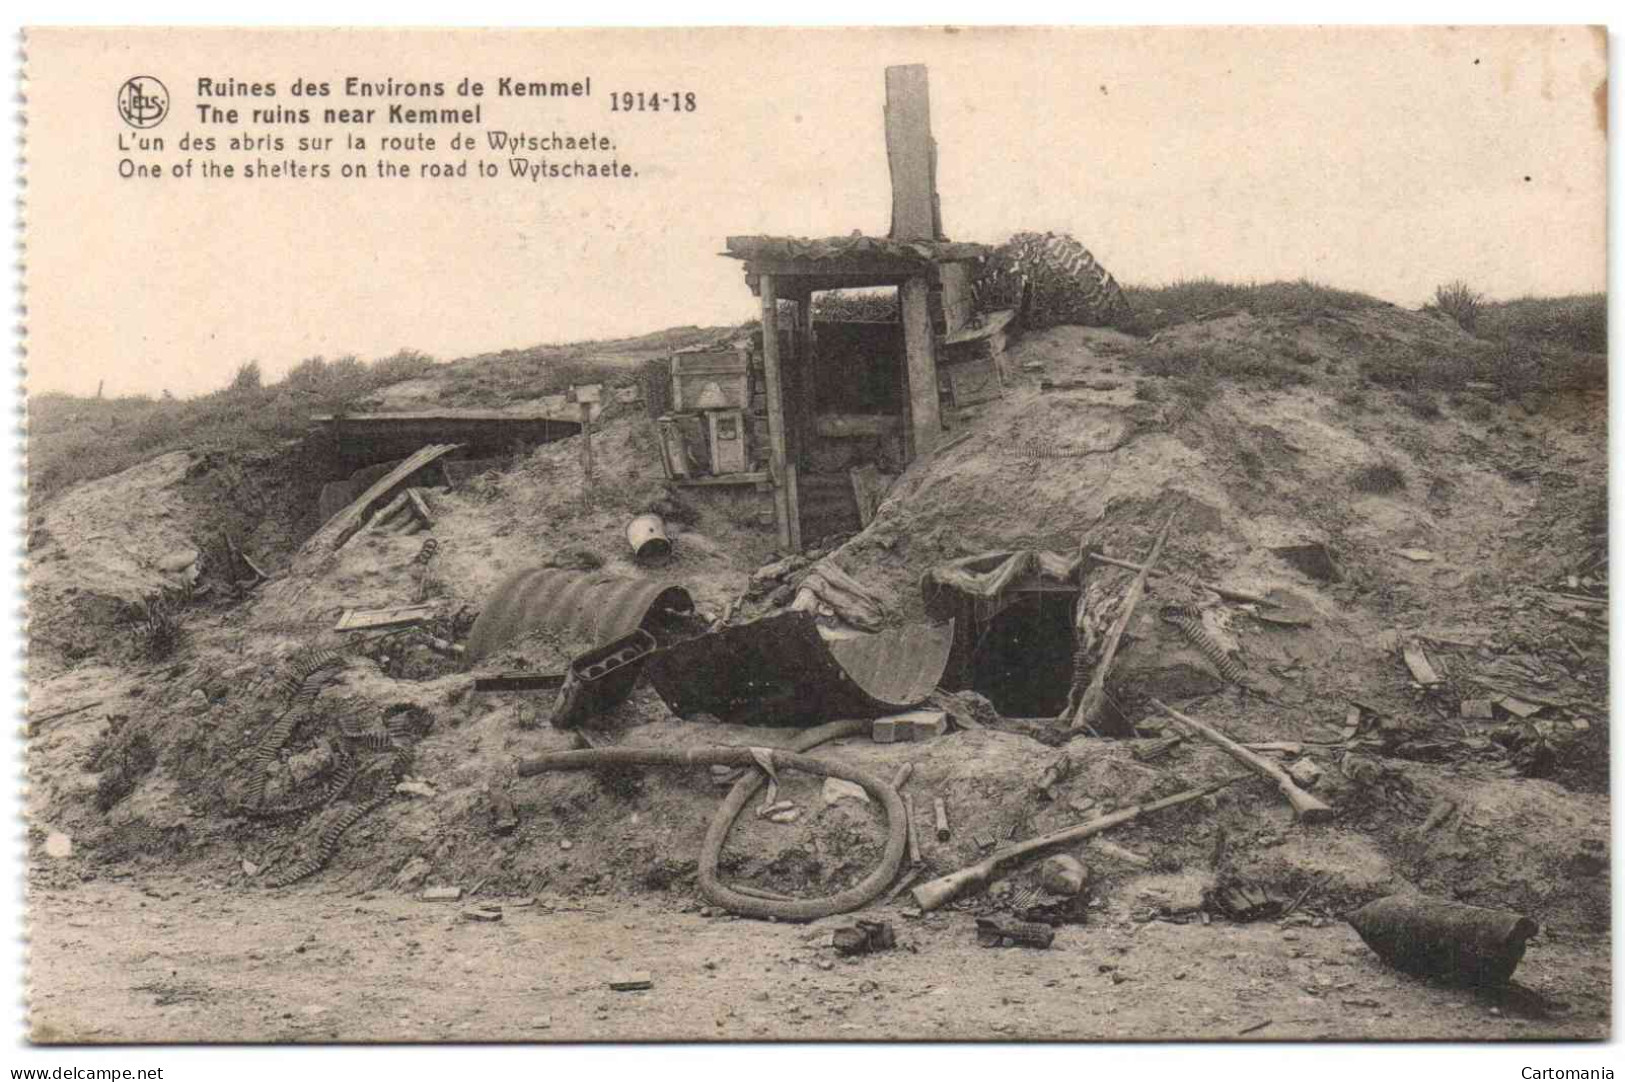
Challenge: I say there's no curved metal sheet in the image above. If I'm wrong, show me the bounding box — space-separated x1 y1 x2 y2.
466 568 693 663
827 620 955 708
645 611 954 726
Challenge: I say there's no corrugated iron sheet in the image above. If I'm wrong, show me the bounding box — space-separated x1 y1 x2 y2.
466 568 694 662
827 621 955 708
645 610 953 726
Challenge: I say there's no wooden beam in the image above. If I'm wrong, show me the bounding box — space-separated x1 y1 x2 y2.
794 289 818 468
759 276 799 551
311 442 461 552
900 275 942 457
885 64 940 241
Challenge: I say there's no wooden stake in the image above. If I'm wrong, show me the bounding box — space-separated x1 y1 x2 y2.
1069 511 1176 731
759 275 795 551
579 400 594 485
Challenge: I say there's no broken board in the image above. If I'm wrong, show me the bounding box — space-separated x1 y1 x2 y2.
334 604 438 632
313 443 462 552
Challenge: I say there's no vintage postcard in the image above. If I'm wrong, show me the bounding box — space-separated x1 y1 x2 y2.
18 26 1610 1047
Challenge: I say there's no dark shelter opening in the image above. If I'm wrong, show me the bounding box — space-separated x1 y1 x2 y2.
969 591 1076 717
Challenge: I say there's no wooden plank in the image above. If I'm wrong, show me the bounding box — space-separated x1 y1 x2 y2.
366 491 414 533
759 276 796 550
315 443 461 552
1402 641 1442 686
406 488 435 527
334 603 438 632
795 289 818 469
673 470 770 488
900 275 942 457
884 64 940 240
816 414 902 438
943 308 1018 346
1071 513 1176 731
937 262 974 337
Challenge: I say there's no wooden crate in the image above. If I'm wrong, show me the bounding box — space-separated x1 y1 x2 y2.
671 350 750 412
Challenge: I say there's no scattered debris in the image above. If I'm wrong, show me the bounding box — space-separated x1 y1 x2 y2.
473 670 568 694
1347 895 1539 986
608 972 654 991
1153 700 1333 822
932 797 951 841
822 778 872 805
1420 798 1457 833
1035 754 1074 801
1237 1019 1273 1036
550 628 658 730
461 906 503 923
489 789 519 834
1037 855 1087 896
832 920 896 956
394 779 438 799
333 603 438 632
1132 734 1184 762
1286 757 1323 790
626 512 673 564
1459 698 1496 720
1204 881 1284 923
1271 541 1341 583
420 886 463 903
872 709 949 743
1394 548 1437 563
975 916 1054 949
1086 551 1277 607
1402 641 1442 686
1070 512 1176 731
792 560 888 632
1089 839 1151 868
912 775 1242 912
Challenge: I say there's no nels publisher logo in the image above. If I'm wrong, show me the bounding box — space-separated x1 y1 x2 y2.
117 76 169 129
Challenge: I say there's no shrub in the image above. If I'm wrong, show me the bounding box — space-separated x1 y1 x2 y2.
1477 294 1606 354
230 361 262 392
1351 460 1407 494
128 587 189 660
1122 278 1383 334
1433 280 1484 332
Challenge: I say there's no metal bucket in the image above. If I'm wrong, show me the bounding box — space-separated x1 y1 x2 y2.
626 513 673 564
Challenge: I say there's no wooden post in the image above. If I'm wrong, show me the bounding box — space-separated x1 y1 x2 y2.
884 64 941 241
760 275 799 551
579 400 593 485
900 275 941 458
794 289 817 467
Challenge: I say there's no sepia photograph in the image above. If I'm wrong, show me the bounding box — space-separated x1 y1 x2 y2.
15 22 1612 1052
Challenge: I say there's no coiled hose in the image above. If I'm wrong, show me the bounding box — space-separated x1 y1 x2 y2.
515 718 907 921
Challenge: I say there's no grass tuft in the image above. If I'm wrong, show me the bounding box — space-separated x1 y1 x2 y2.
1351 460 1407 494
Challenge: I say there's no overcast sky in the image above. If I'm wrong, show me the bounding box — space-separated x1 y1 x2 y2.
26 25 1607 397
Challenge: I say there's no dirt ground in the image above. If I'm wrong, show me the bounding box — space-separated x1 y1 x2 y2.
26 875 1609 1043
23 296 1612 1045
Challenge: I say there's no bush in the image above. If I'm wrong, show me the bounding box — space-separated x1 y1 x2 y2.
28 348 443 509
1477 294 1606 354
230 361 262 392
1433 280 1484 332
129 589 187 660
1122 278 1383 335
1351 460 1407 494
